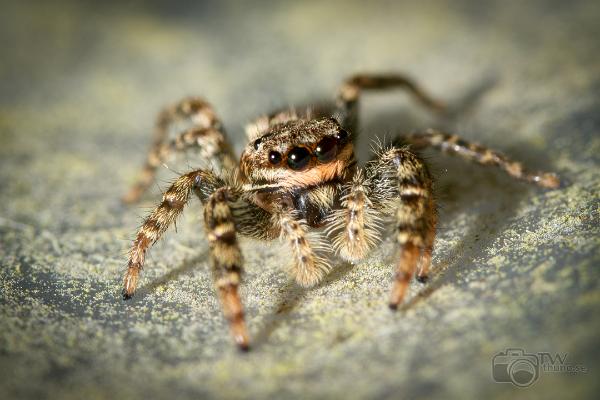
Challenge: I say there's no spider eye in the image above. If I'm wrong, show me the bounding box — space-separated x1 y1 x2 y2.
287 147 311 170
314 137 338 162
335 129 349 143
253 138 262 150
269 151 282 165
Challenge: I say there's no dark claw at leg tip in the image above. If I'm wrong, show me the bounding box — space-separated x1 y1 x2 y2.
122 290 133 301
237 343 251 352
388 303 398 311
416 275 429 283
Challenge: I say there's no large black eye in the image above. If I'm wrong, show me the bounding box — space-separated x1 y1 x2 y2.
253 137 262 150
335 129 349 143
269 151 282 165
314 137 338 162
287 147 311 170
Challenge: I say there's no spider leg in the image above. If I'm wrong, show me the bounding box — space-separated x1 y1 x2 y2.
123 97 236 204
364 146 437 308
326 171 382 262
416 197 436 283
277 212 332 287
203 188 250 350
123 169 223 299
336 73 446 134
124 169 267 349
401 129 560 188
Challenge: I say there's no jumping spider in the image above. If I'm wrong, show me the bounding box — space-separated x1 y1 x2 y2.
122 73 559 350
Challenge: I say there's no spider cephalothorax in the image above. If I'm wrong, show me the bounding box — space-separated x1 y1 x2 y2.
122 73 559 350
238 117 356 226
240 117 354 190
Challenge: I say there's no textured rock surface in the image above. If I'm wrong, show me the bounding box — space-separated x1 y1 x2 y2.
1 1 598 399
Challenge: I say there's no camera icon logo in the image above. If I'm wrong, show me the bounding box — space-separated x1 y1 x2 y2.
492 348 539 387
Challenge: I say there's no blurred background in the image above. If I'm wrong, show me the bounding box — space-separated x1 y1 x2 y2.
1 1 598 399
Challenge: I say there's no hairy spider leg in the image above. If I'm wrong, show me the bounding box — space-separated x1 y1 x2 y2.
335 73 446 135
123 170 253 349
401 129 560 188
364 146 437 308
123 97 236 203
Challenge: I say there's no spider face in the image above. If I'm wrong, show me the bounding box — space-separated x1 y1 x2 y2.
239 117 353 190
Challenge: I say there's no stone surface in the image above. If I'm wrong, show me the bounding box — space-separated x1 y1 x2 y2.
0 1 598 399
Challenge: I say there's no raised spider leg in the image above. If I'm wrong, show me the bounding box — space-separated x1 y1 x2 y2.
364 146 437 308
401 129 560 188
336 73 446 135
123 97 236 204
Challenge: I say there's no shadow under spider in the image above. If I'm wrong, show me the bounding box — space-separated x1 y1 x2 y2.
441 73 499 125
397 197 522 312
252 261 355 348
129 250 208 301
398 153 555 312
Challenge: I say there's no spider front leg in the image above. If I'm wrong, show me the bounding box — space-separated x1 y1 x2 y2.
123 169 223 298
365 147 437 309
123 170 254 349
336 73 446 135
123 97 236 204
203 188 250 350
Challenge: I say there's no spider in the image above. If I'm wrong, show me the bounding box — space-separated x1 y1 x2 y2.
121 73 560 350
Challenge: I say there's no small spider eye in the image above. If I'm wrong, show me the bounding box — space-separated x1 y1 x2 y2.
253 138 262 150
268 151 282 165
335 129 349 143
287 147 311 170
314 137 338 163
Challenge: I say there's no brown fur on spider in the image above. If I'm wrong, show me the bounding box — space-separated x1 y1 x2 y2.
122 73 560 350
